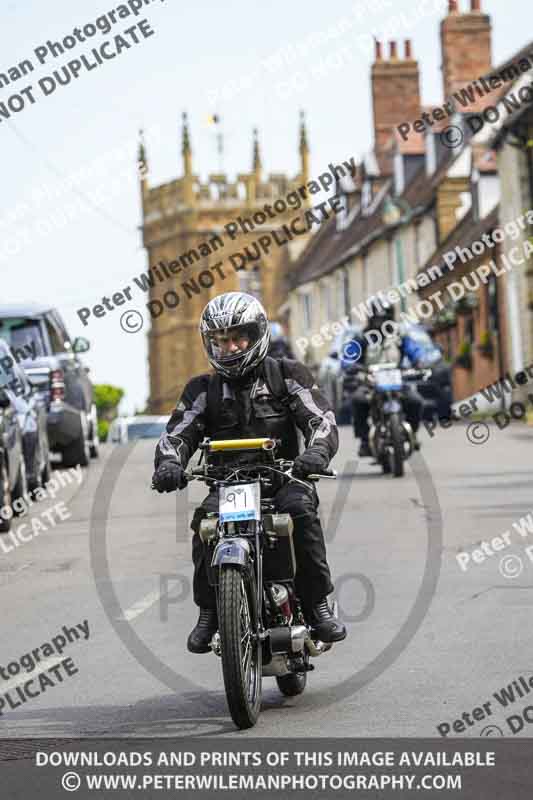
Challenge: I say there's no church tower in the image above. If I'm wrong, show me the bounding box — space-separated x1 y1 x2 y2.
139 114 311 412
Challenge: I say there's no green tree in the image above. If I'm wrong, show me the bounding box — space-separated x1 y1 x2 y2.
94 384 125 441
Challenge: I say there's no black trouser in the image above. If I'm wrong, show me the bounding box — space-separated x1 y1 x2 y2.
190 482 334 611
352 385 423 441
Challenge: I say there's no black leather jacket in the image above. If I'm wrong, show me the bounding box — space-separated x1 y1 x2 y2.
154 357 338 468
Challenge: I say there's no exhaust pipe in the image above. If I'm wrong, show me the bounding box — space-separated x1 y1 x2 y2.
305 637 331 657
212 624 332 662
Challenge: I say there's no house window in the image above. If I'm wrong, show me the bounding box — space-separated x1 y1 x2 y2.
361 181 371 211
487 275 499 333
328 281 336 319
239 265 262 301
362 251 368 297
300 293 312 330
341 269 350 317
414 222 421 269
388 237 395 285
465 314 475 345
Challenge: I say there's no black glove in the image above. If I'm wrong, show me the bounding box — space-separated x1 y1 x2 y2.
152 462 188 493
292 448 329 479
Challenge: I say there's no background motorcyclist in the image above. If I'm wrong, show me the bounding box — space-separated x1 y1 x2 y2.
400 321 453 419
152 291 346 653
346 304 424 457
267 321 295 360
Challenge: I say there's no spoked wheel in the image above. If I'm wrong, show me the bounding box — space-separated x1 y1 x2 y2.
276 650 308 697
389 414 405 478
219 566 262 729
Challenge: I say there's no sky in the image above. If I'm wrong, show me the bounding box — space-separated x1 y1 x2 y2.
0 0 528 413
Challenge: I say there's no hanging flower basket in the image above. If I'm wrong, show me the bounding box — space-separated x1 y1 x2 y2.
455 293 478 315
455 353 473 369
455 341 473 370
432 308 457 331
477 331 494 358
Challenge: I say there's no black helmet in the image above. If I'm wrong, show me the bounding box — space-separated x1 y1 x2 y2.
366 299 395 331
199 291 270 379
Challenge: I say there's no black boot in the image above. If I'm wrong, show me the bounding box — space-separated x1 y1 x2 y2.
307 598 347 643
358 439 371 457
187 608 218 654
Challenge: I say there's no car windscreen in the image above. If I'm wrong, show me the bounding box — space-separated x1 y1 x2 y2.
0 318 46 360
126 422 166 440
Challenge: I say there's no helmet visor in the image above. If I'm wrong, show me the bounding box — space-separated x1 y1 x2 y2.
203 322 262 365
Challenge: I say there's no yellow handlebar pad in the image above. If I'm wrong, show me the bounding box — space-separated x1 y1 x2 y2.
209 438 275 451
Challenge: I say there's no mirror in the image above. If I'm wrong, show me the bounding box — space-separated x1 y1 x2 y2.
0 389 11 409
72 337 90 354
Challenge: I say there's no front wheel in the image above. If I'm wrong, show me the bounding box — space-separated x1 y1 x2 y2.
389 413 405 478
219 566 262 729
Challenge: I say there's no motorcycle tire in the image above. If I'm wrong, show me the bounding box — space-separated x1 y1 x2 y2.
219 565 262 729
389 413 405 478
0 456 12 533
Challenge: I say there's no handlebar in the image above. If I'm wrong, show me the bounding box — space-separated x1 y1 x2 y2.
151 461 337 491
187 462 337 481
350 365 432 385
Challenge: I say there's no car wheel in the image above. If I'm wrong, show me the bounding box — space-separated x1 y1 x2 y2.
12 458 29 510
62 431 90 469
27 445 43 494
89 419 100 459
0 456 12 533
41 451 52 485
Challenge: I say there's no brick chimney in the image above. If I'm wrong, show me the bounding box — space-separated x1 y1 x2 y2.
440 0 492 99
371 39 421 154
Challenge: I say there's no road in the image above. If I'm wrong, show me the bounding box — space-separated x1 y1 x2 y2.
0 421 532 740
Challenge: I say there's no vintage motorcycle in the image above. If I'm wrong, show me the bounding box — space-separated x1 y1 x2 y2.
183 436 338 730
361 362 431 477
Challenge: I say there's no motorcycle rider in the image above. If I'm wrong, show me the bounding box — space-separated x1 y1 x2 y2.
347 303 424 457
268 321 295 360
152 291 347 653
401 321 453 418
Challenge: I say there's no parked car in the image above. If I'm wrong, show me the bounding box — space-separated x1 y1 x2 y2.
317 325 364 424
0 339 51 493
0 388 27 532
109 416 167 443
0 305 98 468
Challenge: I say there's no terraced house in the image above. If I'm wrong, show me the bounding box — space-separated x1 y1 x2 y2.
288 0 533 403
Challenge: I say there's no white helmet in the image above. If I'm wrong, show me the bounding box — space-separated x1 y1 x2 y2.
199 292 270 379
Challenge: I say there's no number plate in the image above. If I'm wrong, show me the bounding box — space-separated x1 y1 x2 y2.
219 482 261 522
375 369 403 390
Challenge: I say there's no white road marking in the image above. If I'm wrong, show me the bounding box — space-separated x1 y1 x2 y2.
117 589 163 622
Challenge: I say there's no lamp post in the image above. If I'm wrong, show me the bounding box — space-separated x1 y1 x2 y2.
382 196 413 313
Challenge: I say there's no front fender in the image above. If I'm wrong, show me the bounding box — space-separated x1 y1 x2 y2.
211 537 251 569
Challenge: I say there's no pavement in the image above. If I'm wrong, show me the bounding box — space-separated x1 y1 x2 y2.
0 420 532 740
